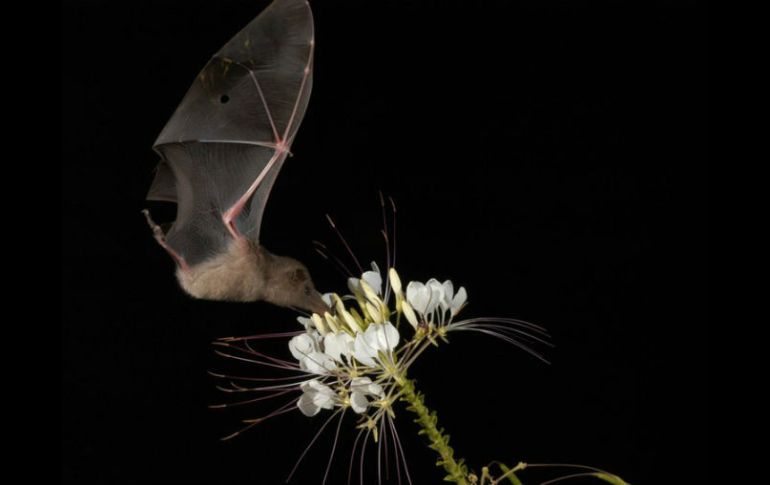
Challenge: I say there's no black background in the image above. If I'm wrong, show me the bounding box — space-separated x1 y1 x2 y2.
63 1 708 483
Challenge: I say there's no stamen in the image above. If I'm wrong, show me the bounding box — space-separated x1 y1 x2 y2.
287 409 344 482
326 214 364 274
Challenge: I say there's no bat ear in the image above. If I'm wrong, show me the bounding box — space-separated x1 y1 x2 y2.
290 268 308 283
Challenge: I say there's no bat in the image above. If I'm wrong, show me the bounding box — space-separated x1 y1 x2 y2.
143 0 328 315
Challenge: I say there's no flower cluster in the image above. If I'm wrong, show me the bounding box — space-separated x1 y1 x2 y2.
288 262 469 425
212 261 548 453
211 260 552 484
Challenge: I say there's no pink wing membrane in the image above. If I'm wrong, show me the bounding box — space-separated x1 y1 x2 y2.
147 0 314 266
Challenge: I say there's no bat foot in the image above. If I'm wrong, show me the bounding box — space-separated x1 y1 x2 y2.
142 209 166 239
143 209 189 270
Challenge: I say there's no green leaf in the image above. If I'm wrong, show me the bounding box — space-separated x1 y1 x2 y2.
592 472 629 485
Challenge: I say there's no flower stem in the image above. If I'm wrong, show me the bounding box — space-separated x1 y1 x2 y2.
398 377 470 485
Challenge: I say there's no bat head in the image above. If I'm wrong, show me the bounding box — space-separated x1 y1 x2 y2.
264 254 329 316
175 240 328 316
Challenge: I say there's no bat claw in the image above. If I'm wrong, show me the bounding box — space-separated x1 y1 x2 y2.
142 209 165 239
143 209 189 270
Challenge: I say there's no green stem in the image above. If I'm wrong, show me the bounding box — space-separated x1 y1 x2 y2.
398 377 470 485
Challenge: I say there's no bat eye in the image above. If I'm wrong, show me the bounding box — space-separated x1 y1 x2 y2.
220 94 230 104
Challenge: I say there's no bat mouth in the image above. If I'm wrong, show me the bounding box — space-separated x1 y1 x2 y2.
305 291 331 317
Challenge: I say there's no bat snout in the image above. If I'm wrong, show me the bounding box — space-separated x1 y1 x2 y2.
304 290 330 317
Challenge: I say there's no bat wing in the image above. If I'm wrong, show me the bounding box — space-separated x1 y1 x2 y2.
146 0 313 267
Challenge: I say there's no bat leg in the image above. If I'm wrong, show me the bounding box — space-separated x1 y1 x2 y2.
221 147 286 240
142 209 189 271
222 203 246 240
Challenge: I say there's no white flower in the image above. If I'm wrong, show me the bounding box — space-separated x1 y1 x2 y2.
297 379 337 416
407 278 467 320
353 322 400 367
349 377 384 414
439 280 467 316
289 332 337 374
289 332 320 361
285 266 468 425
406 279 444 316
213 252 541 477
348 262 383 297
323 331 355 363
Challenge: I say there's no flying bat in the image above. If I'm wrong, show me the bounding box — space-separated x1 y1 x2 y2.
143 0 328 315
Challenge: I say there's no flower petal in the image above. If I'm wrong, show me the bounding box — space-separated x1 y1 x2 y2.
362 262 383 296
426 279 445 314
289 333 317 361
359 280 381 307
350 377 372 391
299 379 316 393
322 333 343 362
378 322 400 351
368 382 384 397
350 391 369 414
352 377 385 398
362 325 378 350
312 389 336 410
302 351 336 375
347 277 360 295
323 332 354 362
296 316 313 330
308 379 335 396
297 392 320 416
440 280 454 311
406 281 430 314
451 287 467 316
353 332 377 367
297 379 335 416
363 322 400 355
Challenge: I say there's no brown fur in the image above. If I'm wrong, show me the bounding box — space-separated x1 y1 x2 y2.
176 239 328 314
